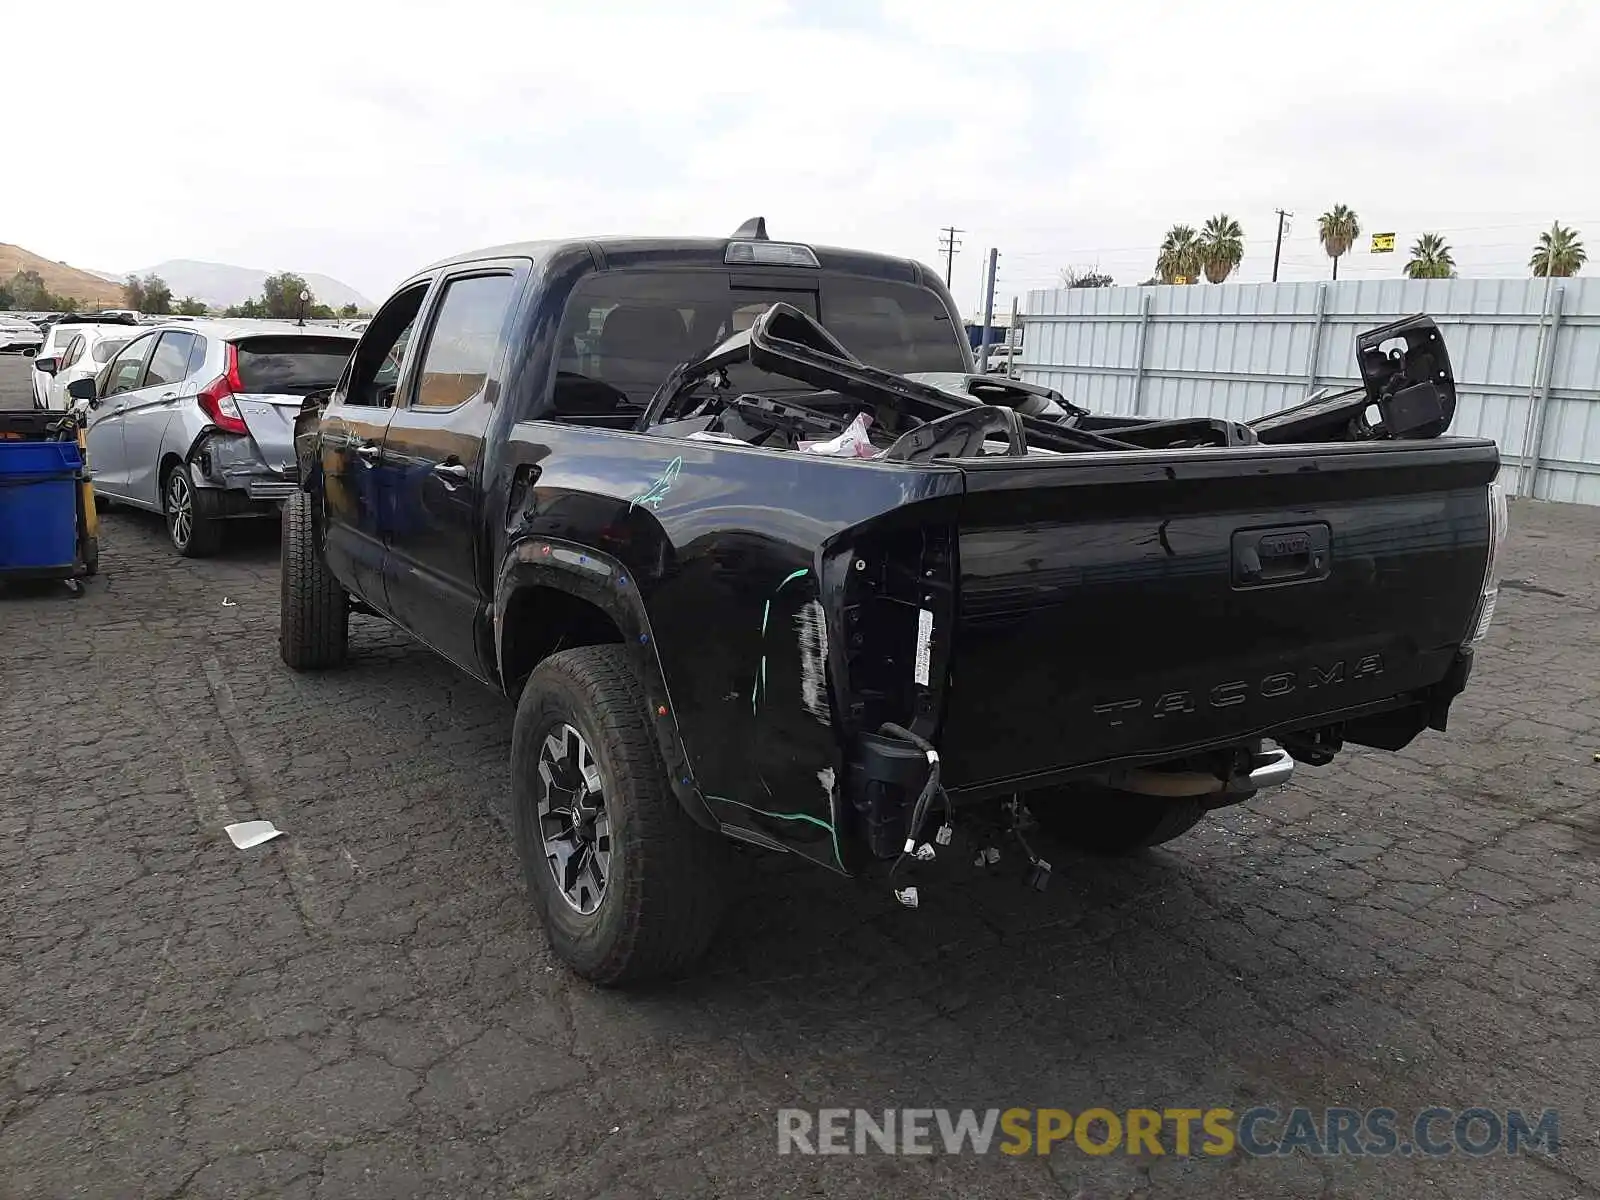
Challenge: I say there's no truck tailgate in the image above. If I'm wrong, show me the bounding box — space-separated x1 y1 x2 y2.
937 440 1498 790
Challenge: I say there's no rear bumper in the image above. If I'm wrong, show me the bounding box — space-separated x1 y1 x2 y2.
190 432 297 507
244 478 298 500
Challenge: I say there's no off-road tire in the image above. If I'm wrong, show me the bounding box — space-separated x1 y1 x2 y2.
512 645 728 985
1028 785 1207 855
279 490 348 670
163 463 224 557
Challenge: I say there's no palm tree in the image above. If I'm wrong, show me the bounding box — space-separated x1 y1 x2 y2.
1530 223 1586 277
1318 204 1361 280
1404 233 1456 279
1198 214 1245 283
1156 225 1201 284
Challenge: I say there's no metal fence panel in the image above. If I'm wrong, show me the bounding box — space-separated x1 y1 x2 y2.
1020 277 1600 506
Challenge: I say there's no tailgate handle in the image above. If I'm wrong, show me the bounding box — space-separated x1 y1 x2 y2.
1232 523 1331 588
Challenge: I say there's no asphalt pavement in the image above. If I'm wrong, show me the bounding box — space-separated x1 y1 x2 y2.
2 352 1599 1198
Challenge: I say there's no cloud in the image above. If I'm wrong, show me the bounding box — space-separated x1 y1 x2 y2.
6 0 1594 309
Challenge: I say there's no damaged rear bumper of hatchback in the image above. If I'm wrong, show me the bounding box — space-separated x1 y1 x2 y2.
190 432 299 508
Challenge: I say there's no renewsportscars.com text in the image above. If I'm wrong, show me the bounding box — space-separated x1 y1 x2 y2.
776 1107 1559 1158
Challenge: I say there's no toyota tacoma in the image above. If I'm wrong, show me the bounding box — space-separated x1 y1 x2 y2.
281 220 1508 984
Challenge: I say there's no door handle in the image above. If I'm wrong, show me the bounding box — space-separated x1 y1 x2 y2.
158 392 177 401
433 462 470 482
354 444 381 462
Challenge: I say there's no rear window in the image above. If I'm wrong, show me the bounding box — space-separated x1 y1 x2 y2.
550 269 966 411
92 337 131 364
232 336 356 394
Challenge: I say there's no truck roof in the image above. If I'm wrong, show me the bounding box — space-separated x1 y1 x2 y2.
420 233 936 288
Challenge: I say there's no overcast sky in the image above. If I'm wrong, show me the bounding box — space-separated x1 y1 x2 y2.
9 0 1596 312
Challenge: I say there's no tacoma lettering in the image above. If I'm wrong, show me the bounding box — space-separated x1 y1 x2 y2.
1094 656 1386 724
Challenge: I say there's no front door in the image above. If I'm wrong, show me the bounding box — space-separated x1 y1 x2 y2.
318 281 432 611
380 267 521 678
84 332 159 498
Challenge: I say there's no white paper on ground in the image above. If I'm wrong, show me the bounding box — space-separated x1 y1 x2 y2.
225 820 284 849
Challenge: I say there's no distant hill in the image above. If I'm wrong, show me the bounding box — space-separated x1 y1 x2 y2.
0 244 126 308
125 259 374 312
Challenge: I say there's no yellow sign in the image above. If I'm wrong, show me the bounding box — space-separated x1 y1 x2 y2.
1371 233 1396 253
1172 276 1188 285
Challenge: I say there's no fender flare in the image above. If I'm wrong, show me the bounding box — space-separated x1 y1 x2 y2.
492 537 720 833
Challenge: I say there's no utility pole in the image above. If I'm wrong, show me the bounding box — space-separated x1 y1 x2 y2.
1517 218 1563 496
938 226 964 288
1008 295 1020 379
978 248 999 373
1271 209 1292 283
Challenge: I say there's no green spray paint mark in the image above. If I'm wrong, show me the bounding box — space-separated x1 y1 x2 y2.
628 456 682 512
751 568 813 714
707 791 843 871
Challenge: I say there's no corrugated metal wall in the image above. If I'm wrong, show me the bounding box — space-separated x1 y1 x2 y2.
1019 278 1600 505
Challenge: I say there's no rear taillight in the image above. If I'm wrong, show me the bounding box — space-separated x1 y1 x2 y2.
197 343 249 435
1463 479 1510 647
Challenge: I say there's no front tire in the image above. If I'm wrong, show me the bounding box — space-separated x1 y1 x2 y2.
279 491 348 670
163 464 223 557
1028 785 1207 855
511 645 728 985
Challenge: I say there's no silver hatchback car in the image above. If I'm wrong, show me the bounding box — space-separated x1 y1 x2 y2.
75 320 359 555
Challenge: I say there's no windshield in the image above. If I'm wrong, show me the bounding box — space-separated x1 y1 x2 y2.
548 269 966 414
233 336 357 394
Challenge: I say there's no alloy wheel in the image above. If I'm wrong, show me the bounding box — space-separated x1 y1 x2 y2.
167 470 193 549
537 723 612 915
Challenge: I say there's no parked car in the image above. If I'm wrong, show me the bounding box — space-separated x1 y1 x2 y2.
0 317 44 355
61 320 358 555
30 323 135 409
980 343 1018 374
280 220 1506 986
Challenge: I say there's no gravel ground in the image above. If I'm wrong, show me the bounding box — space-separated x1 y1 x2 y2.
2 353 1599 1199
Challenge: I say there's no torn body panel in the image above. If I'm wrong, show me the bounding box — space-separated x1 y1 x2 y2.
488 420 965 873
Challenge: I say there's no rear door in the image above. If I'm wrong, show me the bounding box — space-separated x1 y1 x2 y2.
380 265 522 677
231 333 357 475
317 283 432 610
84 332 158 496
121 329 197 506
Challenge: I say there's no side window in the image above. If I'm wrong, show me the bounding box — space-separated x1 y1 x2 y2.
344 282 430 407
102 335 156 397
410 274 515 409
145 331 196 387
60 335 84 369
186 335 209 377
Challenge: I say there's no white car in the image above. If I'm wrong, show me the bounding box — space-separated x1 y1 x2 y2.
30 324 138 410
0 318 44 355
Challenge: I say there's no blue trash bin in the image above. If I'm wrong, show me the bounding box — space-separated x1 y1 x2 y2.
0 440 83 576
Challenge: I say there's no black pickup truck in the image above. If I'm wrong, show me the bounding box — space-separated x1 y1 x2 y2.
282 220 1508 984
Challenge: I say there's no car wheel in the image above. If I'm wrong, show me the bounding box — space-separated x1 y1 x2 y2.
1027 785 1207 855
279 491 348 670
511 645 728 985
163 464 223 557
